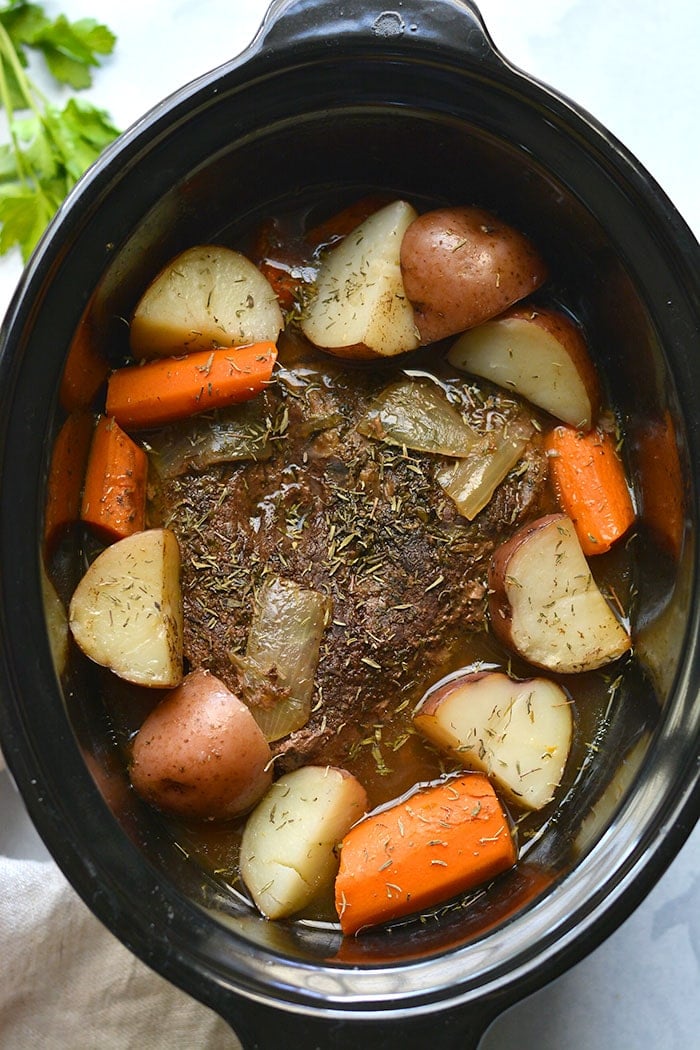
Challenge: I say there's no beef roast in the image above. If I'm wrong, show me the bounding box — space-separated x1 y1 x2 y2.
153 339 549 770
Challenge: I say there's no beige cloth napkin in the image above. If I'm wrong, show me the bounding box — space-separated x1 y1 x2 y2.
0 852 242 1049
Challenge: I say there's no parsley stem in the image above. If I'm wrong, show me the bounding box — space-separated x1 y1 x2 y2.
0 20 44 115
0 30 25 180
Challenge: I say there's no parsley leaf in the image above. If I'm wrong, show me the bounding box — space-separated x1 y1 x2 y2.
0 1 119 260
30 15 117 90
0 182 55 256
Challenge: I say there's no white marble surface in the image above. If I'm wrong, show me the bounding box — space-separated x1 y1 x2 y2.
1 1 698 1047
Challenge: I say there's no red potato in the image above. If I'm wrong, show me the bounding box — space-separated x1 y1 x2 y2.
400 206 548 344
414 671 573 810
68 528 183 688
129 245 283 359
241 765 368 919
448 305 600 430
300 199 421 359
130 669 272 821
489 513 631 674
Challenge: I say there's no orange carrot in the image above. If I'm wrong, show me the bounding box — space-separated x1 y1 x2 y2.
44 409 94 553
636 411 684 558
251 217 307 311
105 342 277 430
545 424 635 556
59 318 110 411
306 194 392 251
251 199 392 311
258 259 302 312
80 416 148 542
334 772 516 936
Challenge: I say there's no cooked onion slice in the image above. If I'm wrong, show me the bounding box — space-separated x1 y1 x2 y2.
357 378 479 456
146 401 274 478
436 417 533 520
233 577 332 741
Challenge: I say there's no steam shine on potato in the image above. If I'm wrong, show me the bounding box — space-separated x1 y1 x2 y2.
300 200 420 359
130 245 283 358
68 528 183 687
488 514 631 673
415 671 573 810
241 766 368 919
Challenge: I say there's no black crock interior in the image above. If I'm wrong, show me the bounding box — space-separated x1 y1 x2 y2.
1 0 700 1044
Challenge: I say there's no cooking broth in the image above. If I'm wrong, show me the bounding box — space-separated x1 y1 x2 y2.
97 339 639 929
51 194 659 936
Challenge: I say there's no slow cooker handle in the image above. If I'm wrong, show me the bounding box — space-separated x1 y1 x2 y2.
226 997 500 1050
257 0 502 66
217 3 508 1047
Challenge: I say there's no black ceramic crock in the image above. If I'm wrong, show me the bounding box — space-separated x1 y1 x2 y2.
1 1 699 1047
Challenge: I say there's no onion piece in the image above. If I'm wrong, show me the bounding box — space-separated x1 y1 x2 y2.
233 577 332 741
357 378 479 457
145 401 274 478
436 417 533 520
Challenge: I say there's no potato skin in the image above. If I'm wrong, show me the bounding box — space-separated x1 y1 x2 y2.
506 304 600 419
400 206 548 344
68 527 184 689
130 669 272 820
487 513 564 649
300 199 420 360
488 513 631 673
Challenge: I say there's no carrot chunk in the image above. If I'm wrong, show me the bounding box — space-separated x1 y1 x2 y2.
334 772 516 936
251 217 307 311
59 318 110 411
545 424 635 556
44 409 94 553
80 415 148 543
105 342 277 430
251 198 392 312
305 194 393 251
257 260 302 312
636 411 684 558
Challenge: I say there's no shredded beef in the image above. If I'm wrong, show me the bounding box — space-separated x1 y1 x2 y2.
153 341 549 771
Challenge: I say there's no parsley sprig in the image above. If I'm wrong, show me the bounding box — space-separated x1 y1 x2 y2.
0 1 119 260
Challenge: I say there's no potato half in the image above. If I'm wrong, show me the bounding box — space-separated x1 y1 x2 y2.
415 671 573 810
130 245 283 358
241 766 368 920
69 528 183 687
448 305 600 429
300 199 420 359
130 669 272 820
488 513 631 674
400 206 548 344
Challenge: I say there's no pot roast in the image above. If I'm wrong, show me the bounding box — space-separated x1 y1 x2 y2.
153 340 549 771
